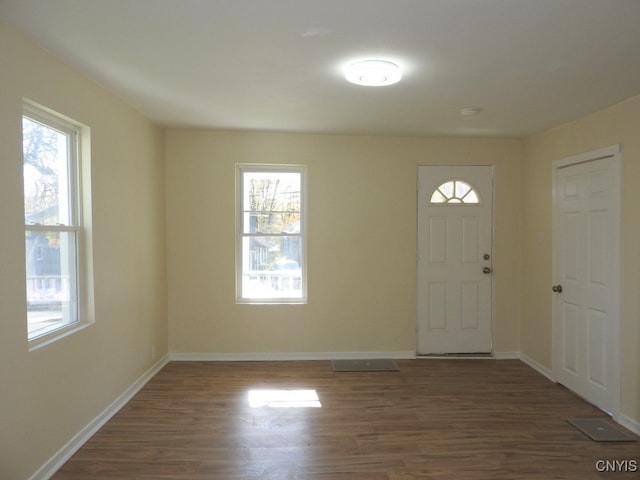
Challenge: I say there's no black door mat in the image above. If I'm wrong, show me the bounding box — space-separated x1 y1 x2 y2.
567 417 637 442
331 359 399 372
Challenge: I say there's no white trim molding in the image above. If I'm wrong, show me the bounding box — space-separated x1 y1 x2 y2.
29 355 170 480
518 353 554 381
618 413 640 437
170 351 417 362
492 351 520 360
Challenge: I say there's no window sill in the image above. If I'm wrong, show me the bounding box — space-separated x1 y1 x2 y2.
28 320 94 352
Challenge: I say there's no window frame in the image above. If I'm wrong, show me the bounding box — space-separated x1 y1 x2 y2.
429 179 482 205
236 164 307 304
23 101 92 348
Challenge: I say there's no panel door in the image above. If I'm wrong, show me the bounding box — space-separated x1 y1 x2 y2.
417 165 493 354
552 149 620 414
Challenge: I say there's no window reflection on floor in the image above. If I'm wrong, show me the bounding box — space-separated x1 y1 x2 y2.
248 389 321 408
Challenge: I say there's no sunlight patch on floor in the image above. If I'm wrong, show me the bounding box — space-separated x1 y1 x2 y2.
248 389 321 408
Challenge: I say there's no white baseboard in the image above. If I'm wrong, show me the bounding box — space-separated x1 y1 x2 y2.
493 351 520 359
518 352 554 381
618 413 640 437
170 350 416 362
516 354 640 437
29 354 170 480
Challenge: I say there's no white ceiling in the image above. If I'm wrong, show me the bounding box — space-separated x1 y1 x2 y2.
2 0 640 137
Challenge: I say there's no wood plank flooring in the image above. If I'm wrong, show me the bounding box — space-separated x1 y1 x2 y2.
53 360 640 479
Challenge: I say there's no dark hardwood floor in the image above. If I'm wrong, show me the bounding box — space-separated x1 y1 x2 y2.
53 359 640 479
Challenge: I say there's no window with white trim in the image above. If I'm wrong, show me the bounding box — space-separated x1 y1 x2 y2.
237 166 306 303
23 103 89 342
430 180 480 204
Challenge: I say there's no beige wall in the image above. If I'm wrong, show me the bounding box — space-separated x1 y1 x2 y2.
0 24 168 479
521 94 640 426
165 131 522 356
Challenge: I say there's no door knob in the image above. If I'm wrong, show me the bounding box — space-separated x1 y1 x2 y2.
482 267 492 274
552 284 563 293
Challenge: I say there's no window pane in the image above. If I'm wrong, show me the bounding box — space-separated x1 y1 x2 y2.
241 235 303 299
454 181 471 198
463 190 479 203
238 167 305 303
242 171 301 235
23 117 72 226
430 191 447 203
25 230 78 339
440 181 455 197
242 211 301 235
429 179 480 205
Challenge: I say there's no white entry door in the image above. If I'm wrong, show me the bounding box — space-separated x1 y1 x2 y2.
417 165 494 354
552 146 620 415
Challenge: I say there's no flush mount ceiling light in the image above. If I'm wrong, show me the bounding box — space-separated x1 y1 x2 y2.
345 60 402 86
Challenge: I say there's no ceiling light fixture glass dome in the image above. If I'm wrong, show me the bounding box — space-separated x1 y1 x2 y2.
345 60 402 86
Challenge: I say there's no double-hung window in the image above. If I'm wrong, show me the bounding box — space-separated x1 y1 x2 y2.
237 165 307 303
23 103 88 343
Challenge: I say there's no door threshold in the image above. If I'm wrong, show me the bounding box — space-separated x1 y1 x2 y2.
418 353 494 359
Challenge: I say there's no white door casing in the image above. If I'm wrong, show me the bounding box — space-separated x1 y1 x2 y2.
417 165 494 354
552 145 621 416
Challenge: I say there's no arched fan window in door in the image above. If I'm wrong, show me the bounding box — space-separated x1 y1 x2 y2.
429 180 480 204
